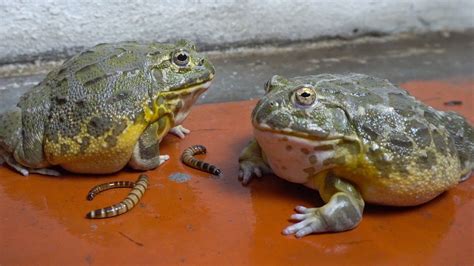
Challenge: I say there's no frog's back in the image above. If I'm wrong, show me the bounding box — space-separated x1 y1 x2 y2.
19 42 166 170
308 74 473 205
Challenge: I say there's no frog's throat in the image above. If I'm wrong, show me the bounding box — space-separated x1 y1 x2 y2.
153 80 212 125
254 127 343 186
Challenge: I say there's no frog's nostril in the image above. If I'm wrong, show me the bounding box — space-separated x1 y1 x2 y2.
198 58 205 66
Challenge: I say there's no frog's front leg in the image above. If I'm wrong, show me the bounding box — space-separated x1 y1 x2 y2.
283 174 365 238
238 138 273 185
169 125 191 139
128 117 171 170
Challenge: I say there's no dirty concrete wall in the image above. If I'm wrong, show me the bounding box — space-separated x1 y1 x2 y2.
1 0 473 64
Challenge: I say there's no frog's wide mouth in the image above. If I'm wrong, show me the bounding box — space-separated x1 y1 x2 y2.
161 79 213 98
253 122 348 141
167 72 215 92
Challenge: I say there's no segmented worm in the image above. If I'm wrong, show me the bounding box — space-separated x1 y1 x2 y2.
181 145 222 176
86 174 148 219
87 180 135 201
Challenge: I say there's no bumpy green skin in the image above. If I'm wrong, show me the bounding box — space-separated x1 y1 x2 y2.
254 74 473 184
240 73 473 237
0 40 215 175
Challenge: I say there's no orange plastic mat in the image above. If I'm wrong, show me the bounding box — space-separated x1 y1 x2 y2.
1 78 473 265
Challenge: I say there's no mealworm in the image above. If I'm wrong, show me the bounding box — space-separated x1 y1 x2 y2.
86 174 148 219
181 145 222 176
87 180 135 201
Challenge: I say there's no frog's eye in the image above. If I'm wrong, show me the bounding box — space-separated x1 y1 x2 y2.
172 49 190 67
294 86 316 106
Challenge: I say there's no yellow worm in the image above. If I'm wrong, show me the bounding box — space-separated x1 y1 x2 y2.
181 145 222 176
86 174 148 219
87 180 135 201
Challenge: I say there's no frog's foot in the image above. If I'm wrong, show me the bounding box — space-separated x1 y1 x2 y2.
282 194 363 238
170 125 190 139
238 160 271 185
158 154 170 166
1 154 60 176
2 154 29 176
29 168 61 176
460 170 472 182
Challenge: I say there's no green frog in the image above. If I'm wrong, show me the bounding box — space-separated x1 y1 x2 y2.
239 73 473 237
0 40 215 176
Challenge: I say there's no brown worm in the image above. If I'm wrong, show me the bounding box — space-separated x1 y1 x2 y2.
181 145 222 176
87 180 135 201
86 174 148 219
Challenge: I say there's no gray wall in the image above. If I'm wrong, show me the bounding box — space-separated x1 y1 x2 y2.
1 0 474 64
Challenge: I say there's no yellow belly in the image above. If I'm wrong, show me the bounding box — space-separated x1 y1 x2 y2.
44 121 147 174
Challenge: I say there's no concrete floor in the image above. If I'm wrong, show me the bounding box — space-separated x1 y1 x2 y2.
0 31 473 112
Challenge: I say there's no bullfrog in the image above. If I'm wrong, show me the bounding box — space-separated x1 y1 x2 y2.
0 40 215 176
239 73 473 237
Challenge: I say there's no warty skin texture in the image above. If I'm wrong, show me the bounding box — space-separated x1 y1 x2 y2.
239 73 473 237
0 40 215 176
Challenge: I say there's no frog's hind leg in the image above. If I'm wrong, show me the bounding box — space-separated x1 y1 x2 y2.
0 107 59 176
443 111 474 181
283 175 365 238
128 120 169 171
1 151 29 176
0 109 31 175
460 171 472 182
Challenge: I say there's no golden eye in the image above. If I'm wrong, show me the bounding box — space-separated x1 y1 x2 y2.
294 86 316 106
172 49 190 67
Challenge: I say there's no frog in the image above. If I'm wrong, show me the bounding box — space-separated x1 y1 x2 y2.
239 73 473 238
0 39 215 176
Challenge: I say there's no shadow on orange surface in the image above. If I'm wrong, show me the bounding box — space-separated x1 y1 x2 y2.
0 77 473 265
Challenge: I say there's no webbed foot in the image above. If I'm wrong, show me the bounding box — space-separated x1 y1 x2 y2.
238 160 270 185
170 125 190 139
283 206 324 238
158 154 170 166
283 175 365 238
238 139 272 185
2 153 60 176
283 192 363 237
29 168 61 176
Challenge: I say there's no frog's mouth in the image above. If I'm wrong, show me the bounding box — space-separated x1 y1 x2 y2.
160 79 213 99
167 71 215 92
253 122 350 142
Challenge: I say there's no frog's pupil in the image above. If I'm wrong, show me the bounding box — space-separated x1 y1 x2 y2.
177 53 188 62
301 92 311 98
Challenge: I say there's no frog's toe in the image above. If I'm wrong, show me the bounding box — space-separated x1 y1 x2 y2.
283 190 364 237
283 206 326 237
18 168 29 176
159 155 170 166
2 154 29 176
29 168 61 176
170 125 190 139
238 168 252 185
238 161 263 185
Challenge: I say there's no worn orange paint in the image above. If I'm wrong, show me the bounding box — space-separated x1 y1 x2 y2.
0 78 473 265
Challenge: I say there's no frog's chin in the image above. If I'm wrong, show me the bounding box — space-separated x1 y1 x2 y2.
167 80 212 125
253 127 338 187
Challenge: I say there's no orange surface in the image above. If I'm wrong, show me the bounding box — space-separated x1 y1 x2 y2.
0 78 473 265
